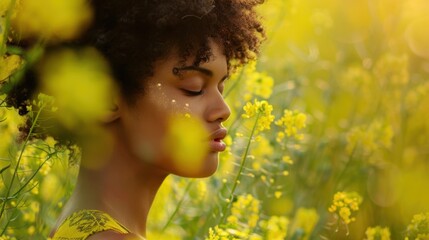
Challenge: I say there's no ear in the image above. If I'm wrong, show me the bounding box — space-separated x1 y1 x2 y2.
100 97 121 123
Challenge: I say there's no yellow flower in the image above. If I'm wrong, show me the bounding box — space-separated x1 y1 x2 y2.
206 226 239 240
27 226 35 235
0 54 23 83
228 61 274 101
365 226 391 240
346 120 393 156
250 135 273 171
405 212 429 239
242 99 275 132
290 208 319 240
229 194 260 228
259 216 289 240
243 62 274 100
328 191 362 225
215 194 261 238
11 0 93 41
282 155 293 164
38 47 115 130
40 173 60 201
164 114 209 176
275 109 307 141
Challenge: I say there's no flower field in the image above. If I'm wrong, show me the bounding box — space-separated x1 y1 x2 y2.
2 0 429 239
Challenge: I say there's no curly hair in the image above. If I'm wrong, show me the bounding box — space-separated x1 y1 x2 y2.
4 0 265 139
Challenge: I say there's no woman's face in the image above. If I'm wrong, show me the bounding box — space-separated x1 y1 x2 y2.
118 41 231 177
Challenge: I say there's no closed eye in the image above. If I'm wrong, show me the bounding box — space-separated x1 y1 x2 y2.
182 89 204 96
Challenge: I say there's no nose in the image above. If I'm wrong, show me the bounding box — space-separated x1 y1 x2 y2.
206 91 231 123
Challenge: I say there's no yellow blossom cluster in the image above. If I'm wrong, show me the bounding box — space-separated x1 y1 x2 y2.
33 93 57 112
206 226 263 240
365 226 391 240
207 194 261 239
250 135 273 171
373 54 409 88
228 194 260 229
206 226 238 240
242 99 275 132
243 61 274 101
328 191 362 224
0 234 17 240
275 109 307 142
346 120 393 155
259 216 289 240
405 212 429 240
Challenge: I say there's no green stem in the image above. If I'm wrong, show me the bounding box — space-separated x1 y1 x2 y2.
0 103 44 220
0 197 21 236
224 67 245 99
161 180 194 232
12 156 51 198
219 112 260 224
0 0 17 56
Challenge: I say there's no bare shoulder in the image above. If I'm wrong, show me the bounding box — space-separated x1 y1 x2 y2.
86 231 144 240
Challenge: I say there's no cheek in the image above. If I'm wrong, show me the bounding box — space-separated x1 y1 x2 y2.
150 81 206 118
128 112 168 163
123 84 213 175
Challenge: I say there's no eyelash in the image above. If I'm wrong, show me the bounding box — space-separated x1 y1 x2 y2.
182 89 204 96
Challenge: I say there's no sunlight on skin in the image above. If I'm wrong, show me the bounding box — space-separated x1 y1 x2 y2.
120 40 230 178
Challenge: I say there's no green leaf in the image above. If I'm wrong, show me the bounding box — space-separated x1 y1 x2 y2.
0 164 10 175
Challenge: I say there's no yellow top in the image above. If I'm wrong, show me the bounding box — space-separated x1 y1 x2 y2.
51 209 130 240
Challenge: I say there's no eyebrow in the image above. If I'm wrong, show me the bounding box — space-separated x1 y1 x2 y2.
174 65 229 81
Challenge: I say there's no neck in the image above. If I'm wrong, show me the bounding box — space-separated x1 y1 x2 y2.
57 135 168 238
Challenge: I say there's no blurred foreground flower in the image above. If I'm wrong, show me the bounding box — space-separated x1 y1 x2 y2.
365 226 391 240
11 0 92 42
405 212 429 240
164 114 209 176
38 47 114 130
328 191 362 225
290 208 319 240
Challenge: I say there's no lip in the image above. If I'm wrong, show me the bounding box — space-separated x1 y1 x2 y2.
208 128 227 152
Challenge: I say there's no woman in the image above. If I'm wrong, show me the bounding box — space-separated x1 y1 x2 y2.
5 0 265 239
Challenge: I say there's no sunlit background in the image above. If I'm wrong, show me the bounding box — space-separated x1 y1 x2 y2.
1 0 429 239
